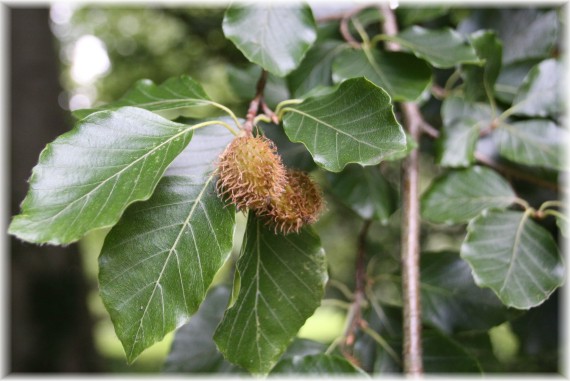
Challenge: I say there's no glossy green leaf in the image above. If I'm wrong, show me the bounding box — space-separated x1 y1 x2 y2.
288 40 347 98
461 210 564 309
281 78 406 172
9 107 200 245
463 30 502 103
327 164 397 222
259 121 315 172
98 123 236 362
494 119 566 171
348 7 383 35
396 7 449 26
372 311 482 373
556 214 568 238
227 65 290 109
73 76 213 120
436 118 480 168
271 354 365 375
163 286 242 373
441 95 494 126
386 26 480 68
332 48 432 102
222 4 317 77
214 214 327 374
458 9 558 65
512 59 563 118
422 330 482 372
494 60 540 104
419 252 510 333
421 166 516 224
438 96 496 166
280 339 327 360
382 132 417 161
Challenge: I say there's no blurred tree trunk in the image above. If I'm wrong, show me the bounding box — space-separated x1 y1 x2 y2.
10 8 101 372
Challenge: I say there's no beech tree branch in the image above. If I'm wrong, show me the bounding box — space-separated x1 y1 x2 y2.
380 4 424 376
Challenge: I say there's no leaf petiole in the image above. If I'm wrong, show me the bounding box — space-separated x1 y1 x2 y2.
190 119 240 136
275 99 303 119
200 100 243 130
360 324 401 365
538 200 564 212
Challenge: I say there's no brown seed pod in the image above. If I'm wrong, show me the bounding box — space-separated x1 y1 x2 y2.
261 170 323 235
216 135 287 211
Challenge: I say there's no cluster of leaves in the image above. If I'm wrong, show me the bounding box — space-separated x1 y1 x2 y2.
10 3 565 376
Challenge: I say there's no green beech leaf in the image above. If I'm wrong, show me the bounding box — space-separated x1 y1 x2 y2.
227 65 290 109
438 96 495 167
386 26 480 68
259 122 315 172
281 77 406 172
421 166 516 224
9 107 200 245
494 119 566 171
222 4 317 77
287 40 347 98
382 132 417 161
163 286 242 373
280 339 327 360
332 48 432 102
422 330 482 372
396 7 449 26
436 118 480 168
271 354 365 375
556 214 568 238
463 30 502 103
348 7 383 35
372 313 482 373
461 210 564 309
288 40 347 98
458 9 558 65
512 59 563 118
494 60 540 104
214 214 327 374
98 123 236 362
441 95 494 126
327 164 397 222
73 76 213 120
419 252 510 333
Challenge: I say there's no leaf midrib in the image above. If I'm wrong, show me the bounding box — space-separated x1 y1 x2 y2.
499 212 530 294
285 108 383 150
129 171 216 360
31 122 196 227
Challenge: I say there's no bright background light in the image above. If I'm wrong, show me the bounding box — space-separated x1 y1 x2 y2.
70 35 110 86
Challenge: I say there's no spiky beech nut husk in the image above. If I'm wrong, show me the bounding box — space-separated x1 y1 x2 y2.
262 170 323 235
216 135 287 211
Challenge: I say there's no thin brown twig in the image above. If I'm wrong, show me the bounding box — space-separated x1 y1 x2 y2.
339 4 377 48
261 101 279 125
380 4 424 376
378 4 400 51
341 219 372 364
243 70 269 135
421 122 439 138
430 84 447 100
